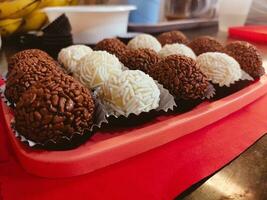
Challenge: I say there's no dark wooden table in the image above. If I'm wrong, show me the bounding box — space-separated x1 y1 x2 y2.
175 26 267 200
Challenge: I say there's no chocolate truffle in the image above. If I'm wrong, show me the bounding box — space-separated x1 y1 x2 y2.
8 49 55 73
75 51 123 89
150 55 210 100
157 31 189 46
58 45 93 74
127 34 162 52
121 48 161 75
98 70 160 116
94 38 127 61
15 74 95 143
196 52 242 87
225 41 265 79
188 36 224 56
5 56 62 104
159 43 196 59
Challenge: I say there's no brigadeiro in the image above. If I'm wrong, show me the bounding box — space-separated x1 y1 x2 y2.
196 52 253 99
5 54 63 104
150 54 214 111
188 36 224 56
14 74 95 144
7 49 56 74
121 48 161 75
94 38 128 61
157 31 189 46
225 41 265 79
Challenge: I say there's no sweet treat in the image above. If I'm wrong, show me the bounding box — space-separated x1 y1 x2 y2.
157 31 189 46
159 43 196 59
42 14 73 58
188 36 224 56
42 14 71 35
121 48 161 74
196 52 242 87
225 41 265 79
150 54 210 100
58 45 93 74
197 52 254 99
94 38 127 61
98 70 160 116
127 34 162 52
7 49 55 73
75 51 123 89
5 55 62 104
14 74 95 144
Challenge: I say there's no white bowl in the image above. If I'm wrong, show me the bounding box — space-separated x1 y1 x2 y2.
43 5 136 44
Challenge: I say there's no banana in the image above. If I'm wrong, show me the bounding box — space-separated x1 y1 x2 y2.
0 18 24 37
20 9 48 32
39 0 77 8
0 0 41 19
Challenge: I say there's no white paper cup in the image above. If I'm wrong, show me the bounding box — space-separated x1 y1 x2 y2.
218 0 253 32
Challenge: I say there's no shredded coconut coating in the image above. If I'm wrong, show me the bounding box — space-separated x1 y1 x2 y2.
98 70 160 116
127 34 162 52
196 52 242 87
159 43 196 59
75 51 123 89
58 45 93 74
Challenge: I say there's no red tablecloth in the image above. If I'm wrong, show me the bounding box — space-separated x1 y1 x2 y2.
0 91 267 200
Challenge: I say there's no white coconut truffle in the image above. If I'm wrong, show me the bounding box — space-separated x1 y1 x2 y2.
75 51 123 89
98 70 160 116
127 34 162 52
58 45 93 74
196 52 242 87
159 43 196 59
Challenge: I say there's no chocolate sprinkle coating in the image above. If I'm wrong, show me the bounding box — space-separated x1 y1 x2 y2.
121 48 161 74
157 31 189 46
15 74 95 143
5 56 63 104
188 36 224 56
150 54 209 100
8 49 56 73
225 41 265 79
94 38 127 61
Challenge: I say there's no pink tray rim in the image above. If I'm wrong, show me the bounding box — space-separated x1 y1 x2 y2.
2 75 267 178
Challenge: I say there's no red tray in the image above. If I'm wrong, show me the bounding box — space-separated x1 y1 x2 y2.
229 26 267 43
2 76 267 178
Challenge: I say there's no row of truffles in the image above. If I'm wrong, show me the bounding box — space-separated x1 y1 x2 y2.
5 49 96 144
58 45 161 117
94 32 264 95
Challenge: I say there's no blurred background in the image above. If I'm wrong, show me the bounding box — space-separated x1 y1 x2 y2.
0 0 266 48
1 0 266 37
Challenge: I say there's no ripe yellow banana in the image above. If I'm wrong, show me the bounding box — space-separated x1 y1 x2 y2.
20 9 48 32
0 0 41 19
39 0 77 8
0 18 24 37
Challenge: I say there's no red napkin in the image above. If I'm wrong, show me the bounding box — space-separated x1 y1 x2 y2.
0 89 266 200
229 25 267 43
